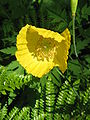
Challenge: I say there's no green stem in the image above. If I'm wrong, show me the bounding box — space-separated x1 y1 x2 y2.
72 15 78 58
72 16 89 70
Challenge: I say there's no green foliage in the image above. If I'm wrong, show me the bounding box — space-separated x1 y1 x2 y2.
0 104 7 120
14 107 30 120
6 106 19 120
0 46 16 56
6 61 24 75
0 66 32 96
0 0 90 119
0 69 90 119
81 4 90 20
45 77 55 120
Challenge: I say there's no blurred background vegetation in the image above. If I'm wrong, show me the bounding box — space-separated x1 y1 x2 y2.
0 0 90 119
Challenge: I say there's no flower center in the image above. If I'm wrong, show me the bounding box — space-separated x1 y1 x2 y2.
35 36 58 61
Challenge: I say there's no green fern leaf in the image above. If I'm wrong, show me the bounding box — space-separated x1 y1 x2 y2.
14 107 30 120
46 76 55 120
0 104 7 120
68 60 81 76
0 46 16 55
70 38 90 55
81 4 90 20
6 61 24 75
31 100 39 119
76 38 90 54
6 107 19 120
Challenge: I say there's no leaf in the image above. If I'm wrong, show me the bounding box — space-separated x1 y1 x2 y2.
6 61 24 75
81 28 90 38
0 46 16 55
14 65 24 75
0 104 7 120
1 90 7 95
70 38 90 55
48 10 63 23
68 60 81 76
76 8 81 24
47 8 67 32
6 107 19 120
85 55 90 64
2 20 14 36
55 22 67 32
76 38 90 54
50 67 61 87
86 115 90 120
81 4 90 20
7 61 19 70
2 33 17 45
40 76 48 88
8 92 16 105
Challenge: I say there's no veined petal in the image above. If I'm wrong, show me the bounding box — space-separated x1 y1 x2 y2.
61 28 71 47
16 49 54 77
16 44 28 50
26 60 54 77
54 28 71 73
17 24 29 44
28 25 65 42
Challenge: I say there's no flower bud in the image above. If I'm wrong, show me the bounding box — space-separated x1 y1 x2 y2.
71 0 78 16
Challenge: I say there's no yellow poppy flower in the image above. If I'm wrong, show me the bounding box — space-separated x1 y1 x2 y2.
15 24 71 78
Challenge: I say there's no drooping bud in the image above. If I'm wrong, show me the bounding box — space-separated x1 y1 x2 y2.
71 0 78 16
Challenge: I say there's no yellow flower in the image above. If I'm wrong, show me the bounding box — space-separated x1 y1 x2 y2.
15 24 71 78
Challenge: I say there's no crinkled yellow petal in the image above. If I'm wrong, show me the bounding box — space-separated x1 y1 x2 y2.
54 28 71 73
17 24 29 45
28 25 65 42
61 28 71 47
25 60 54 77
16 51 54 77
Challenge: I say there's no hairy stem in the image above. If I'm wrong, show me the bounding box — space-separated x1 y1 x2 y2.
72 15 78 57
72 16 89 70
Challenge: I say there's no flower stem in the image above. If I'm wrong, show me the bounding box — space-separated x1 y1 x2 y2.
72 15 78 58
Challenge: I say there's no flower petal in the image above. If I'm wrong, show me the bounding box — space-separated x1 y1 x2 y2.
16 50 54 77
26 60 54 77
28 26 65 42
17 24 29 45
54 28 71 73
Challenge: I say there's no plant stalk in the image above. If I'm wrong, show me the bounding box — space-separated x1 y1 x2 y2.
72 15 78 58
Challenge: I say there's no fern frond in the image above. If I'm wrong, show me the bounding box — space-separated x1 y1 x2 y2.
56 78 80 109
0 46 16 55
80 87 90 105
54 113 62 120
0 103 7 120
6 107 19 120
6 60 24 75
45 76 55 120
39 90 44 119
56 80 70 108
31 100 39 120
2 20 14 37
81 4 90 20
14 107 30 120
0 66 32 95
70 37 90 56
66 88 76 104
